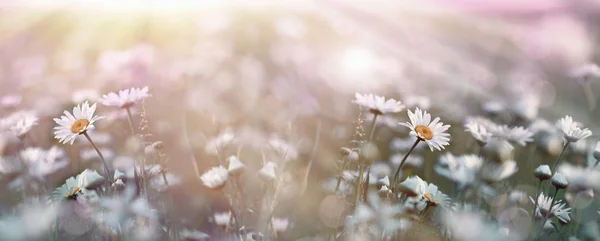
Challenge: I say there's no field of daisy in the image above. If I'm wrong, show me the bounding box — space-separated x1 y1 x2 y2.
2 1 600 241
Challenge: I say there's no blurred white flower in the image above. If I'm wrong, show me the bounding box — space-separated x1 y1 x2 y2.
400 108 450 151
510 96 540 122
481 100 505 115
558 163 600 190
435 154 483 188
346 194 405 233
397 175 427 197
99 87 150 109
204 130 236 156
529 119 558 135
465 119 533 146
52 176 81 201
570 63 600 83
53 101 104 145
269 137 299 161
180 229 210 240
0 201 59 240
557 115 592 142
370 162 391 178
19 146 68 179
272 217 290 232
227 155 245 175
442 210 507 241
464 121 493 144
77 169 106 190
259 162 277 182
200 166 228 190
530 192 571 223
353 93 404 115
503 126 534 146
0 110 38 138
213 212 231 227
480 160 518 183
423 183 451 208
149 172 181 192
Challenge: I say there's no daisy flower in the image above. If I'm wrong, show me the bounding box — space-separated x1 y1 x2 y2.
99 86 150 109
200 166 228 190
52 176 81 201
556 115 592 142
0 110 38 138
269 137 299 161
397 175 428 197
464 121 492 144
353 93 405 115
400 108 450 151
423 183 451 208
435 154 483 188
53 101 104 145
530 192 571 223
570 63 600 83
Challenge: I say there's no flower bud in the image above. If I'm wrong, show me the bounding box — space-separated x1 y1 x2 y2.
551 173 568 189
534 165 552 181
227 155 246 176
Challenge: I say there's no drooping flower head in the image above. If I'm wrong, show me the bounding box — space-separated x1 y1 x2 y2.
353 93 405 115
99 87 150 109
53 101 104 145
400 108 450 151
556 115 592 142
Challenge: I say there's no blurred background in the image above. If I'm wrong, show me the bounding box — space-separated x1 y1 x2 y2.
1 0 600 239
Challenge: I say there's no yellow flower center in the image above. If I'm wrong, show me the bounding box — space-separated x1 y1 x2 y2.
423 193 439 205
71 119 89 133
415 125 433 140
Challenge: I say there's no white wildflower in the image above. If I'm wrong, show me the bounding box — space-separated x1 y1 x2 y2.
400 108 450 151
353 93 405 115
99 86 150 108
53 101 104 145
200 166 228 190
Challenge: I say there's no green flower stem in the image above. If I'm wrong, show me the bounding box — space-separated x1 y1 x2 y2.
83 131 113 183
536 187 561 238
551 141 570 174
531 180 542 221
125 107 147 194
392 139 421 187
362 114 378 202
